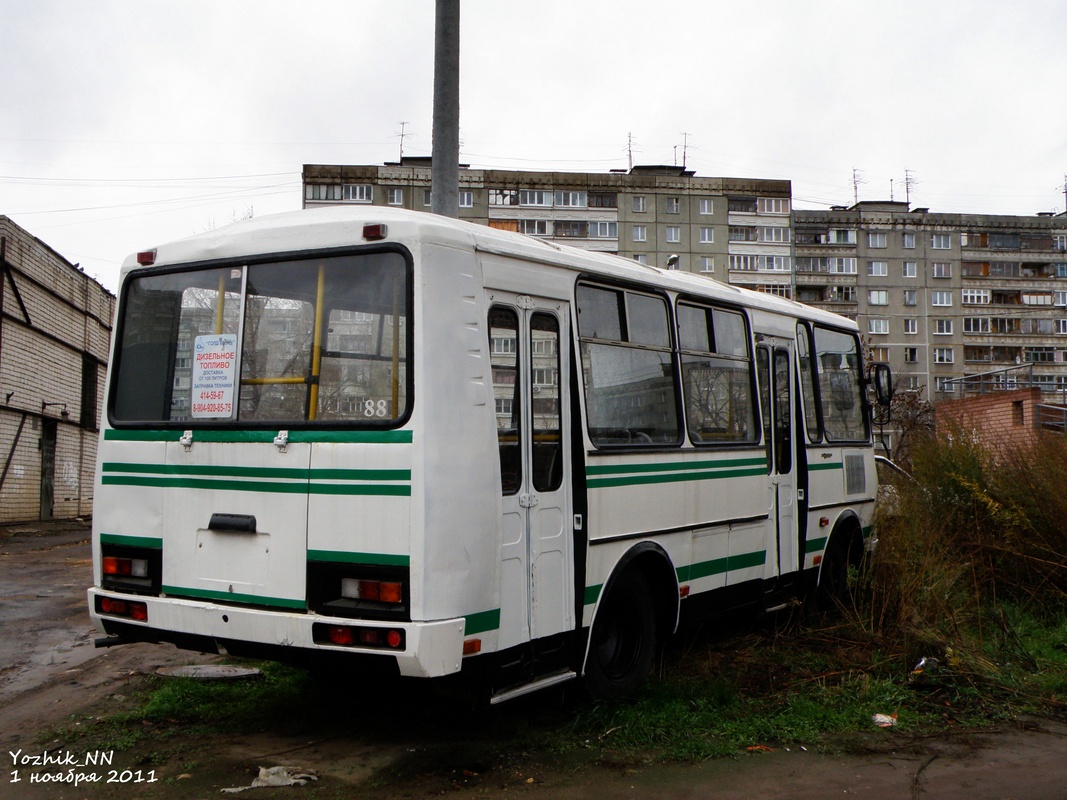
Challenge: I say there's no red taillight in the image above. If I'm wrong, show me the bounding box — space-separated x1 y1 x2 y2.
136 249 157 265
386 630 403 648
340 578 404 604
130 602 148 621
327 626 355 646
103 557 128 575
98 596 147 622
363 223 388 241
101 597 127 614
360 581 381 601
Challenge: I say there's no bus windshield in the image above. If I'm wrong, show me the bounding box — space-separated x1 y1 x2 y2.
110 250 410 426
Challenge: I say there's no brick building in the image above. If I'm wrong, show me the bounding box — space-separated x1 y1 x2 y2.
934 387 1055 453
0 217 114 523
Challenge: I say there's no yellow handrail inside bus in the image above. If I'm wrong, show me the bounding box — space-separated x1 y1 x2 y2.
214 273 225 334
307 263 326 421
240 377 308 386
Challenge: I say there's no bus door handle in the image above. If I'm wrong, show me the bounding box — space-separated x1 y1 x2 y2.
519 493 538 509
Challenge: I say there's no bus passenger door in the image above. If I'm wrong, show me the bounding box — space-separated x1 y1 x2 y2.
756 340 799 580
490 296 573 649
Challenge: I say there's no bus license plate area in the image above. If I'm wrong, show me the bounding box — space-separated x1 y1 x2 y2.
194 529 272 596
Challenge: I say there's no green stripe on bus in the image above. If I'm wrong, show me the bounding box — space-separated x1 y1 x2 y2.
584 584 603 606
587 466 767 489
104 429 413 444
586 456 767 476
99 533 163 549
103 462 410 482
464 608 501 635
807 462 843 471
307 550 410 567
161 585 305 610
805 536 828 554
100 475 411 496
677 549 767 582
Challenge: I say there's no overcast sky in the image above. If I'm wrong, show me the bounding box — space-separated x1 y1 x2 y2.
3 0 1066 293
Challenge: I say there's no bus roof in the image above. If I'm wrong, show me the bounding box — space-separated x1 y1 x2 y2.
122 205 856 331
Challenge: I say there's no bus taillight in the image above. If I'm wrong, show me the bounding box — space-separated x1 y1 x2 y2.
318 623 405 650
97 595 148 622
103 556 149 577
341 578 404 605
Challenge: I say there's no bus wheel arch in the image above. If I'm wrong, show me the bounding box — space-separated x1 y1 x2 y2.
583 544 678 700
816 513 864 610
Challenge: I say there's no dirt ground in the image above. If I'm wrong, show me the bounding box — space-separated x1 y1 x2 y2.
3 521 1067 799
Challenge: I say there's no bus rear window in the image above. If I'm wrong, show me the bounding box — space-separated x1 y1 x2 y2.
110 251 410 426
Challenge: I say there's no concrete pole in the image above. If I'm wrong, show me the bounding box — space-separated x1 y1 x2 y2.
431 0 460 218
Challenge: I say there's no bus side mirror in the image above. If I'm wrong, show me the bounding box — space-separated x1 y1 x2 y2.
870 363 892 407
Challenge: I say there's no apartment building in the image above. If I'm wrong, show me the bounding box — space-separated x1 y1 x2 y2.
302 162 1067 407
302 160 792 284
0 216 114 523
794 203 1067 401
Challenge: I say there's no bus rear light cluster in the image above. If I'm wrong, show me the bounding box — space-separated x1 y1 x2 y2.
317 623 404 650
341 578 404 604
97 595 148 622
103 556 149 578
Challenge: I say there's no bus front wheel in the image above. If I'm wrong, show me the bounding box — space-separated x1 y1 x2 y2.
584 570 656 700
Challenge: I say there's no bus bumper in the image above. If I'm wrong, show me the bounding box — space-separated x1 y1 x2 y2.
87 588 466 678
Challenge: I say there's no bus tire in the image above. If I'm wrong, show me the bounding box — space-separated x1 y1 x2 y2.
816 531 854 612
584 569 656 700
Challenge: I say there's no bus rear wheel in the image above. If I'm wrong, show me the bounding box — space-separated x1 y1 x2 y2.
584 570 656 700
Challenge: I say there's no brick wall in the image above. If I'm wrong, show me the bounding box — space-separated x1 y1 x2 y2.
0 216 114 523
935 387 1044 454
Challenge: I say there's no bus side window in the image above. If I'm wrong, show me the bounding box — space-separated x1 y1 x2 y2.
530 313 562 492
577 283 680 447
489 307 521 494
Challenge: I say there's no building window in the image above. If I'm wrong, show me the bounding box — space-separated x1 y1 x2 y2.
934 319 953 335
521 219 550 236
904 347 918 363
589 221 618 239
868 232 887 248
699 198 714 215
934 347 954 363
665 197 680 214
828 257 857 274
343 184 372 202
931 233 952 249
80 355 99 430
932 262 952 278
458 190 473 208
1058 319 1067 335
729 226 757 242
868 319 889 335
868 261 888 277
633 254 648 265
903 289 917 306
699 257 714 273
423 189 432 206
730 255 758 271
868 290 888 305
519 190 552 207
632 225 647 242
699 227 714 244
903 261 917 278
632 195 647 213
903 232 916 249
964 317 991 333
387 188 403 206
665 226 680 243
305 184 342 201
589 192 617 208
759 226 790 243
760 255 792 271
489 188 518 206
869 346 889 362
758 197 789 214
904 318 918 334
963 289 990 305
831 229 857 245
554 191 587 208
932 291 953 306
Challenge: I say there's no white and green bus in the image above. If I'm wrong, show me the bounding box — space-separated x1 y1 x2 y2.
89 206 890 702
